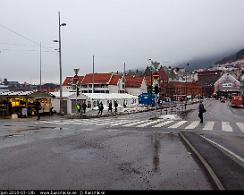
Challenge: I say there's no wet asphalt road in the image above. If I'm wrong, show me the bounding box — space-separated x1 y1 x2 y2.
186 98 244 123
185 98 244 160
0 98 243 190
0 116 213 190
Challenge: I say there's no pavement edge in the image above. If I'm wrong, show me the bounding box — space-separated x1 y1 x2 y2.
178 131 225 190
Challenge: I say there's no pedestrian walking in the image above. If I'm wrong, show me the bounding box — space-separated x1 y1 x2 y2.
35 100 41 120
76 103 81 113
108 101 112 112
114 100 118 113
123 100 127 108
98 102 104 115
198 99 206 123
82 101 87 114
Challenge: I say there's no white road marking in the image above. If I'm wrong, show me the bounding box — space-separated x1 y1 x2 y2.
202 121 215 131
152 120 174 127
200 135 244 164
136 119 163 127
222 121 233 132
123 120 149 127
236 122 244 133
110 120 137 126
168 121 187 128
184 121 200 129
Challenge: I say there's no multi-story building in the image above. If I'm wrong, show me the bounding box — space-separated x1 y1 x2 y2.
197 70 222 97
124 75 147 96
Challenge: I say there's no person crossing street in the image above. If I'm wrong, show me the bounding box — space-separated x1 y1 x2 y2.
198 99 206 123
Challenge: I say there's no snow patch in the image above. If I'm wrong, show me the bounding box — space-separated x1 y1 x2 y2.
159 114 181 120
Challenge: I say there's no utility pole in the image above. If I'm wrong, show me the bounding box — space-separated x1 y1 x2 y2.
39 42 42 91
185 63 189 111
53 11 66 114
123 62 126 93
92 55 95 93
58 12 63 114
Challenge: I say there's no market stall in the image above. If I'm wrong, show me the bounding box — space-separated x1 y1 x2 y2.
0 91 54 118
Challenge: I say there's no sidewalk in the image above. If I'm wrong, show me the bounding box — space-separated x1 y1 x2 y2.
0 101 198 121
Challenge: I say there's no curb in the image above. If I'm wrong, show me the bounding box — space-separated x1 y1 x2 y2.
179 131 225 190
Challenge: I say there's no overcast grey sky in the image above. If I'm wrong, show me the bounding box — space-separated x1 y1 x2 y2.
1 0 244 84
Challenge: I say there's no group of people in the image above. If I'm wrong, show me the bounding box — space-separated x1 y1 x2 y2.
98 100 119 115
107 100 118 113
76 102 87 114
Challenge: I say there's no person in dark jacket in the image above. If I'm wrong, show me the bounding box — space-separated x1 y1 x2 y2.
82 102 87 114
35 101 41 120
108 101 112 112
98 102 104 115
114 100 118 112
198 100 206 123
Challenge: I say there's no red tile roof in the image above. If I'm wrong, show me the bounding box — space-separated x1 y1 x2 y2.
63 76 84 86
125 75 144 88
81 73 113 84
109 74 122 85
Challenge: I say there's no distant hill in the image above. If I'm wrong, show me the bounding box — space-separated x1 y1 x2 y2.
215 49 244 64
176 55 222 71
175 48 244 71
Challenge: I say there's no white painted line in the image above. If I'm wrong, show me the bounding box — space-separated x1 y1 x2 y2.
222 121 233 132
200 135 244 164
184 121 200 129
203 121 215 131
168 121 187 129
110 120 137 126
152 120 174 127
136 119 163 127
236 122 244 133
123 120 149 127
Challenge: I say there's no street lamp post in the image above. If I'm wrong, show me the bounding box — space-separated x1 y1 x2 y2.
148 59 153 106
54 11 66 114
185 63 189 111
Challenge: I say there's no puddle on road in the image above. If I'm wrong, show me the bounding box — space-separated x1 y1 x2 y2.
150 132 178 172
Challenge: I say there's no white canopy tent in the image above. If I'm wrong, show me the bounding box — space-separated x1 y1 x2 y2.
50 92 138 114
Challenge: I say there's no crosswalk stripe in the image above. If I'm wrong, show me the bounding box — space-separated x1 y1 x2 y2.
123 120 149 127
222 121 233 132
152 120 174 127
203 121 215 131
168 121 187 128
38 119 244 134
184 121 200 129
110 120 137 126
236 122 244 133
136 119 163 127
96 120 128 126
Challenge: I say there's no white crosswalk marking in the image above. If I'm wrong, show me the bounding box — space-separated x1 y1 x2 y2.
184 121 200 129
96 119 128 126
236 122 244 133
110 120 138 126
202 121 215 131
38 119 244 134
168 121 187 128
222 121 233 132
123 120 149 127
152 120 174 127
136 119 163 127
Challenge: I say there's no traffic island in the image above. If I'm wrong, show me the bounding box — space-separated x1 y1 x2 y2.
179 131 244 190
